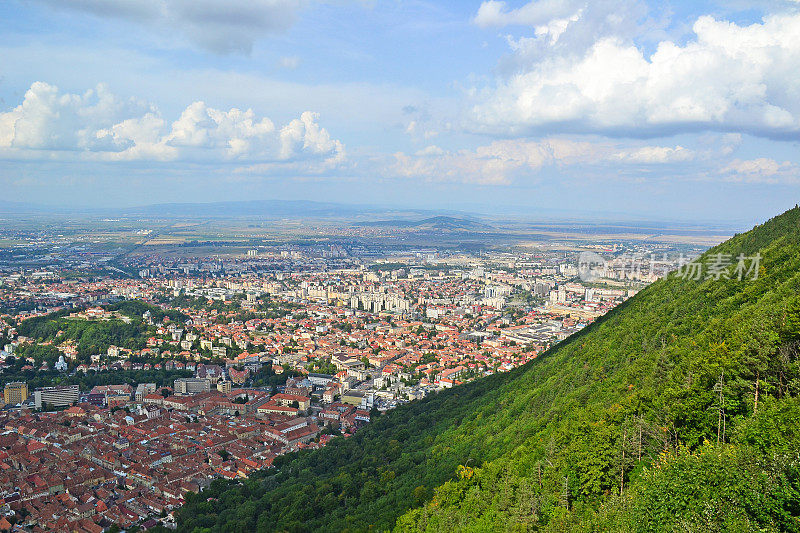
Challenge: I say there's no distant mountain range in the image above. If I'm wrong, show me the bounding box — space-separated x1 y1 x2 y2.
354 215 492 230
122 199 377 218
0 200 49 215
0 199 475 221
0 199 750 231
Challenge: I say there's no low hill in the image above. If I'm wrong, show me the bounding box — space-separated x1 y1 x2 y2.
172 207 800 532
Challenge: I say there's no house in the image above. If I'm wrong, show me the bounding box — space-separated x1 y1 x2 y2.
257 402 298 417
271 393 310 411
228 368 249 385
196 364 225 384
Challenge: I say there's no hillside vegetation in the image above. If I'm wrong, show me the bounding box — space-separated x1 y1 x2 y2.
173 207 800 532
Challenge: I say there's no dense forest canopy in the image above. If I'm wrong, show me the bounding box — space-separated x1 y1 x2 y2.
167 207 800 532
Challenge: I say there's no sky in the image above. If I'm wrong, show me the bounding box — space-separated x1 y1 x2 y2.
1 0 799 223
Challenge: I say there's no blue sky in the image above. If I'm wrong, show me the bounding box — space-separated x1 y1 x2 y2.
1 0 799 223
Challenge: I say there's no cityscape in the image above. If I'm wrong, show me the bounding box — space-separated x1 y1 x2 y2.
0 211 715 530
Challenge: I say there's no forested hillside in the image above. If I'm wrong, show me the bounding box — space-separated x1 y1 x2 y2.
174 207 800 532
16 300 187 363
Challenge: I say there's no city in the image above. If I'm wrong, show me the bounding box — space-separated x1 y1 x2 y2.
0 222 707 530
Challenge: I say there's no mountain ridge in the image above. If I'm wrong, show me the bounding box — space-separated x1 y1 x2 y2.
0 199 476 220
354 216 492 230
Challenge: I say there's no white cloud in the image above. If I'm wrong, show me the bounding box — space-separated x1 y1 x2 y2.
96 113 175 161
35 0 307 54
719 158 799 183
612 145 694 163
531 10 583 45
279 111 345 164
480 0 653 70
404 119 439 140
387 137 745 184
473 11 800 139
165 101 276 158
0 82 346 169
0 81 154 152
391 138 599 185
415 145 445 156
473 0 583 28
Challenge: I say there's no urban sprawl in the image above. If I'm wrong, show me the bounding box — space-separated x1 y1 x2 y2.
0 241 696 531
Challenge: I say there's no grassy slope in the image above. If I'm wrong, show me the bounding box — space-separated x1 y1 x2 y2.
175 207 800 533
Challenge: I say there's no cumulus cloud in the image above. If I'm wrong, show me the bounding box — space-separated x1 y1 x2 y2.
34 0 307 54
612 145 694 163
0 82 345 168
165 102 276 158
388 137 730 184
279 111 345 164
96 113 175 161
719 158 799 183
0 81 155 153
391 138 600 185
472 10 800 139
